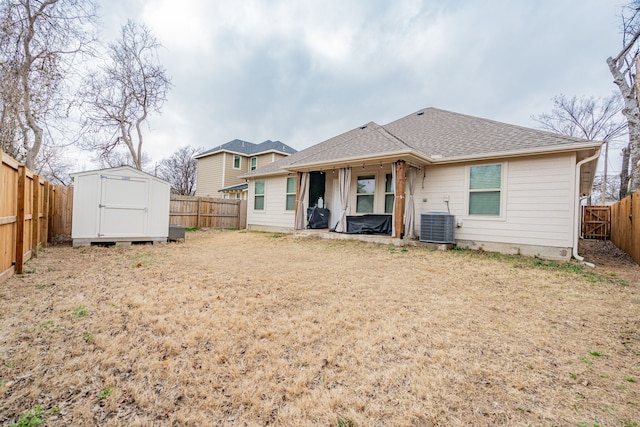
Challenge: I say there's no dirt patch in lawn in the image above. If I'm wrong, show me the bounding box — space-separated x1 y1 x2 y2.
0 230 638 426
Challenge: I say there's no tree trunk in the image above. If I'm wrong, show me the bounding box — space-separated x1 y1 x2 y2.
620 145 631 199
607 55 640 192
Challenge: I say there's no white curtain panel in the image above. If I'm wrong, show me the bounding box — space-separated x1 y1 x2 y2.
294 172 309 229
404 166 417 237
334 167 351 232
391 162 397 237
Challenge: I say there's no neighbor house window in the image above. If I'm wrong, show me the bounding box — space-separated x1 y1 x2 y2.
286 177 296 210
468 164 502 215
233 155 241 169
254 180 265 210
236 193 241 200
250 157 258 171
384 173 394 213
356 175 375 213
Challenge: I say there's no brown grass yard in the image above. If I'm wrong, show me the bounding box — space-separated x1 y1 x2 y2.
0 231 639 426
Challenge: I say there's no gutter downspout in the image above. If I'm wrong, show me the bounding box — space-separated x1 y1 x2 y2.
573 148 601 266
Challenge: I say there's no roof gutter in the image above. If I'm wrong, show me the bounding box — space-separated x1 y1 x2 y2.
426 141 602 164
572 148 601 266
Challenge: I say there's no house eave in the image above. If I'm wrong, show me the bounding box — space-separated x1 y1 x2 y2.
426 141 602 164
196 148 294 160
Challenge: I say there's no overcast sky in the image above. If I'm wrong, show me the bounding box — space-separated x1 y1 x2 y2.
94 0 625 172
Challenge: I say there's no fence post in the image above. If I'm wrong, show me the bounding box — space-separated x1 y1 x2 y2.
197 197 202 228
15 166 26 274
44 182 51 247
31 175 40 257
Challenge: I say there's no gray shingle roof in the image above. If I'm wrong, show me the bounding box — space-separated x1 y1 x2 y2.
241 107 601 178
197 139 296 158
384 108 591 158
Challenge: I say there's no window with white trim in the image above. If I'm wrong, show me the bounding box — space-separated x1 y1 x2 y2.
384 173 394 214
254 180 265 210
468 164 502 216
356 175 375 213
250 157 258 171
233 155 241 169
286 177 296 211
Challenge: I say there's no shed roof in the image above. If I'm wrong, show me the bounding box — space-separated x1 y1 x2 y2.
70 165 170 185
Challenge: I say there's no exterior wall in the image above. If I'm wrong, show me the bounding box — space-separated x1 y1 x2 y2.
149 178 171 237
246 175 297 230
412 153 576 259
248 154 578 259
197 152 291 198
196 153 225 197
225 153 246 188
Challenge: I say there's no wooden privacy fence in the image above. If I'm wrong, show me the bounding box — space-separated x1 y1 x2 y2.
170 195 247 229
610 192 640 265
1 150 72 282
582 206 610 239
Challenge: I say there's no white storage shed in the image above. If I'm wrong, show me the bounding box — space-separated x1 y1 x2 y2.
71 166 171 246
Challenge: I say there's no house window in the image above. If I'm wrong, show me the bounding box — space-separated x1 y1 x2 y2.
233 155 241 170
286 177 296 211
384 173 394 214
223 193 229 199
236 193 241 200
356 175 375 213
254 180 265 210
250 157 258 171
468 164 502 215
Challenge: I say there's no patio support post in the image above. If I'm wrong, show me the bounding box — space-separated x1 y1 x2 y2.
294 172 301 229
394 160 406 238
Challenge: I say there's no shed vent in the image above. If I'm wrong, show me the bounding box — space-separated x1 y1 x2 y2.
420 212 455 244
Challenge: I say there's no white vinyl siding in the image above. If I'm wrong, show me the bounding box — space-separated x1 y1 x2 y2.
413 154 576 248
246 175 297 229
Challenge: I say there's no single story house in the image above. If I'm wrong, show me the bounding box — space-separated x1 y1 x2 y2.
240 107 602 260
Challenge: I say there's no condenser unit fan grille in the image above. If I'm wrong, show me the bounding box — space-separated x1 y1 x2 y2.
420 213 455 244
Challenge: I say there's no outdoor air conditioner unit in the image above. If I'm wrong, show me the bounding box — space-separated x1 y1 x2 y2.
420 212 455 244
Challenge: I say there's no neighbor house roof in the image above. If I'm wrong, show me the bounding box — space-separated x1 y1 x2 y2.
220 183 248 192
196 139 297 159
240 107 602 178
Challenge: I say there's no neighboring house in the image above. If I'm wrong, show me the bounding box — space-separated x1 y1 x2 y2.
240 107 602 261
195 139 297 199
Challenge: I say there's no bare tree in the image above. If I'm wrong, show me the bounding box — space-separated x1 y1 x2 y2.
156 146 201 195
81 20 171 170
532 93 627 202
33 145 73 185
0 0 96 168
607 1 640 194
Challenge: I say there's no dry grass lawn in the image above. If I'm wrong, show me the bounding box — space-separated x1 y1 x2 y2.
0 230 639 426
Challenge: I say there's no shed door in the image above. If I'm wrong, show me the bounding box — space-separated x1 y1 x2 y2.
98 174 149 237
